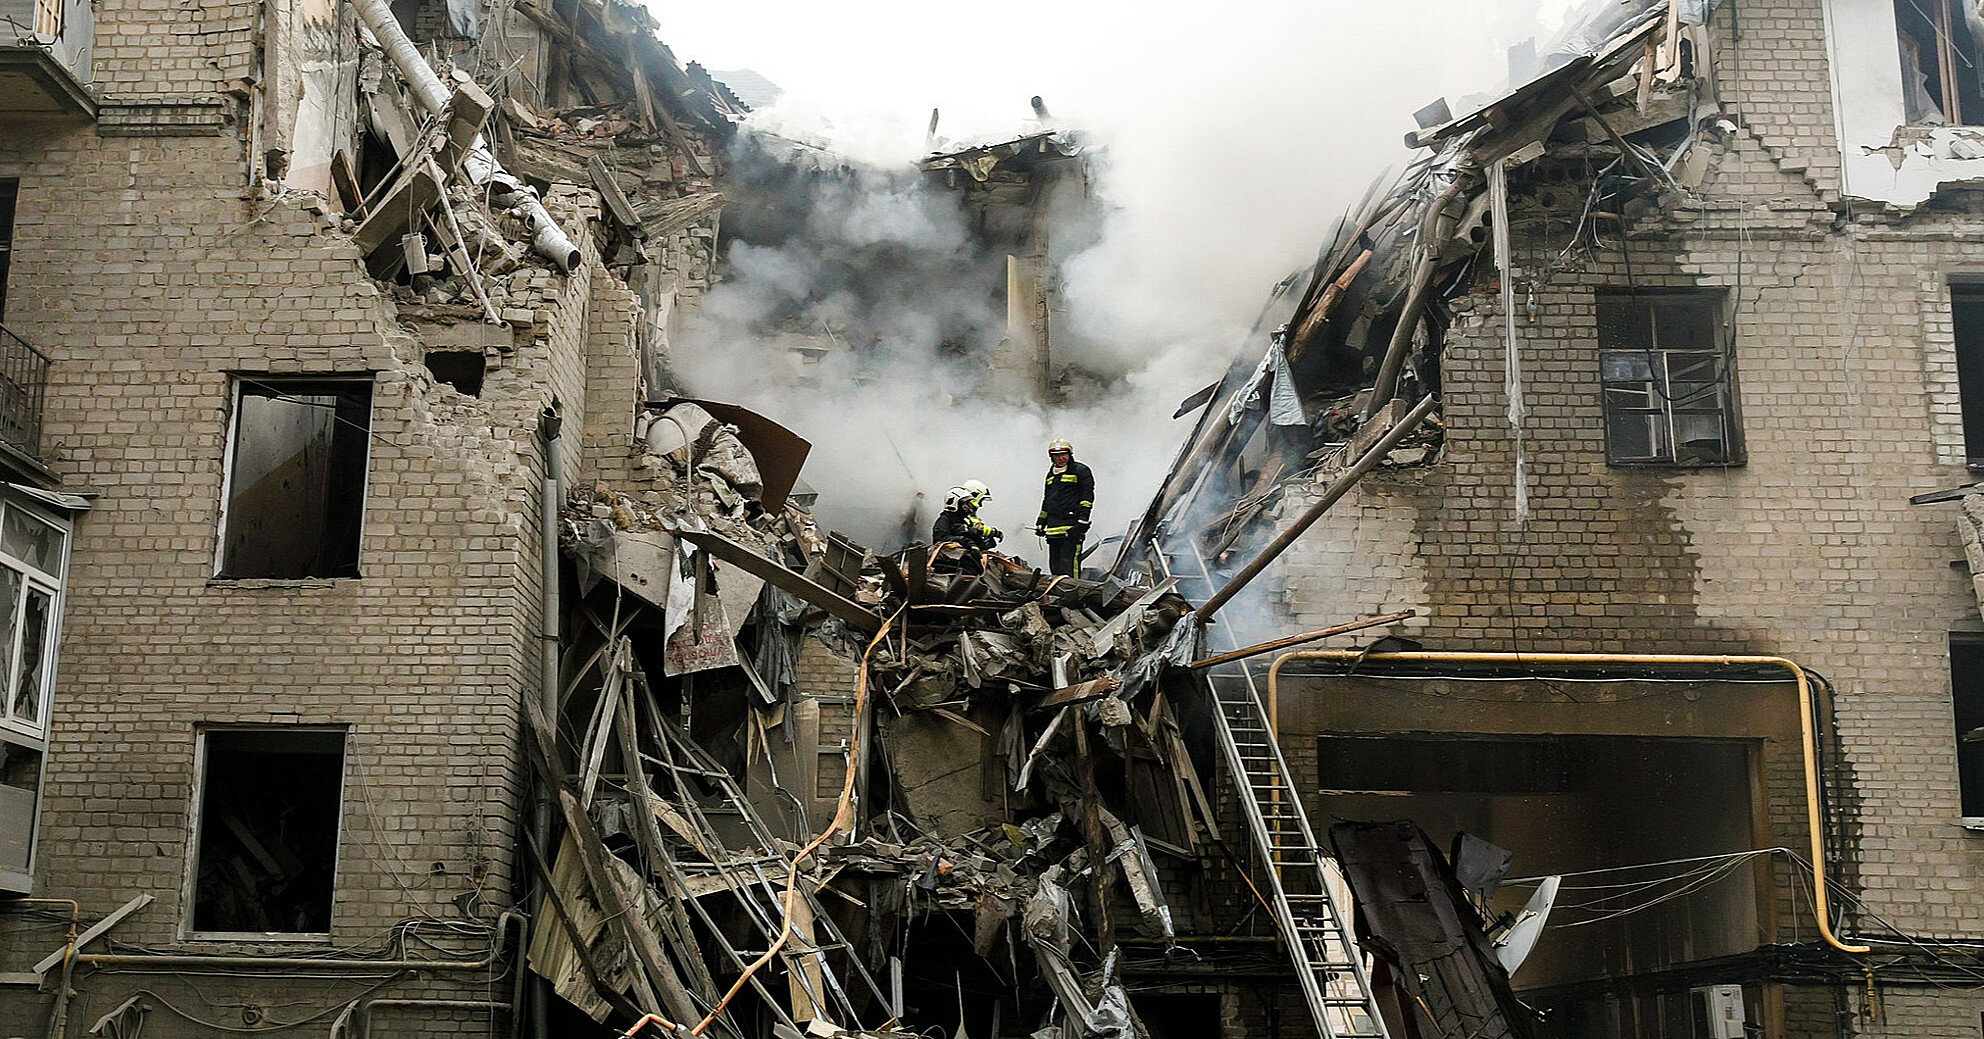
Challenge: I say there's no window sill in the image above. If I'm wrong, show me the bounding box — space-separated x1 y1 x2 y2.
1605 459 1747 470
207 576 361 589
177 931 336 946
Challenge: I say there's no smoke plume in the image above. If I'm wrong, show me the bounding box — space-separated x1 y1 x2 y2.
665 2 1518 560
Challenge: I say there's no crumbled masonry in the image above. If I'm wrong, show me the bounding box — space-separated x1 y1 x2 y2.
19 0 1984 1036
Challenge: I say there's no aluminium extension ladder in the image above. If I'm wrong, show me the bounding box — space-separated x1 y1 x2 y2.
1155 541 1389 1039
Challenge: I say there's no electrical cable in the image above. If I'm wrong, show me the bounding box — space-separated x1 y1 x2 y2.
687 603 907 1034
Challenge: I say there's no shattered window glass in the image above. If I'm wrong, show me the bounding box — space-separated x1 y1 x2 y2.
1 508 61 577
12 587 47 726
0 499 64 741
1597 294 1740 466
218 378 372 580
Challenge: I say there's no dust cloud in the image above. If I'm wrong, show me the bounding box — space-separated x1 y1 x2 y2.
665 3 1524 559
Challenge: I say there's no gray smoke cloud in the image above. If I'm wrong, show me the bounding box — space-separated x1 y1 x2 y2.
666 4 1518 560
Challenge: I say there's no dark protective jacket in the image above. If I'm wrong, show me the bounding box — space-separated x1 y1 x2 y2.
1036 460 1094 538
934 507 1000 553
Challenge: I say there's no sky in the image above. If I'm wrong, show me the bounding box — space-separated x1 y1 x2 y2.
644 0 1578 549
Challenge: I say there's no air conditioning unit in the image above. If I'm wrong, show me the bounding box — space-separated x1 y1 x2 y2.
1692 984 1745 1039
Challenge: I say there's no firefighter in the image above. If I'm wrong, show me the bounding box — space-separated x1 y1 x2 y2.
933 480 1002 558
1034 439 1093 578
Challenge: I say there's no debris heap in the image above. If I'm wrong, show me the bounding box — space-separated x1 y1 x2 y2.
525 401 1233 1039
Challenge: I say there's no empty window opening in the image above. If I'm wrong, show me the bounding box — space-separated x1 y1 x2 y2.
1596 291 1740 466
424 350 485 397
1949 633 1984 819
218 377 371 580
0 179 17 325
1131 993 1221 1039
190 728 345 935
1951 285 1984 467
1895 0 1984 125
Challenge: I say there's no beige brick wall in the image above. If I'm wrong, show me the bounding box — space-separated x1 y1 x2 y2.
0 2 699 1033
1233 3 1984 1031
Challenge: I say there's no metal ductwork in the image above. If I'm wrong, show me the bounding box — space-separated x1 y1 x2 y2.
349 0 582 272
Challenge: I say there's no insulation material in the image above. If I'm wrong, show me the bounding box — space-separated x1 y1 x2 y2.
283 0 362 196
1489 158 1529 526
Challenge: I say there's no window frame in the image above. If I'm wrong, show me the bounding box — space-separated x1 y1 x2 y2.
1950 631 1984 828
213 374 374 581
1892 0 1984 127
1596 290 1744 468
0 494 69 745
181 725 349 942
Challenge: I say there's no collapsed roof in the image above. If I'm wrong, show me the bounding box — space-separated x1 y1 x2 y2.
1118 0 1724 577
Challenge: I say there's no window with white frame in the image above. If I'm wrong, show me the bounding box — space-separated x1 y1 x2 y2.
1597 291 1742 466
216 376 372 580
0 498 67 742
0 492 72 894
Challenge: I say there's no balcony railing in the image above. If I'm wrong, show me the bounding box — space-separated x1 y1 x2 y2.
0 0 92 119
0 325 49 461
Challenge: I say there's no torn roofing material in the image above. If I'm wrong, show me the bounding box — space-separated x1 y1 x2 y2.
1118 1 1711 576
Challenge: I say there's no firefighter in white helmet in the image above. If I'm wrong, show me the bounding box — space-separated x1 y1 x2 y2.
1035 439 1093 577
933 480 1001 557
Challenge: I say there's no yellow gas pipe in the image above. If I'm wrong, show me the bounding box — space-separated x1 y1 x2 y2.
1264 650 1868 956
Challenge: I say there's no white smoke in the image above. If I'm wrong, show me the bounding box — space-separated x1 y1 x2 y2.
662 1 1515 558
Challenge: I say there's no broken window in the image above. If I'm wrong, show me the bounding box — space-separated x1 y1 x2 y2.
217 377 372 579
0 498 66 743
1949 633 1984 820
424 350 484 396
1894 0 1984 125
188 728 345 935
1596 291 1740 466
1949 284 1984 467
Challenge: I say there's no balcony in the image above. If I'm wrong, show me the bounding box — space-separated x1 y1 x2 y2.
0 0 91 120
0 325 48 465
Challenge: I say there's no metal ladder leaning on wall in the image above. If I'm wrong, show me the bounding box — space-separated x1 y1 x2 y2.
1154 539 1389 1039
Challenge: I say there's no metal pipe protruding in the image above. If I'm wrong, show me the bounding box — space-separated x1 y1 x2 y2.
348 0 581 272
1194 394 1437 622
1265 650 1870 956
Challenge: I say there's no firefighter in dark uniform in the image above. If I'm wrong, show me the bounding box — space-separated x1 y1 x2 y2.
933 480 1002 561
1034 439 1093 578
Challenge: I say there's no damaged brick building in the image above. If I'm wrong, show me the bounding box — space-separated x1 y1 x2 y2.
1123 0 1984 1036
11 0 1984 1038
0 3 1321 1039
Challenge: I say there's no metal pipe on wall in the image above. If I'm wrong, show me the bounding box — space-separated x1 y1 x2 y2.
1264 650 1869 955
77 911 528 970
532 405 564 1039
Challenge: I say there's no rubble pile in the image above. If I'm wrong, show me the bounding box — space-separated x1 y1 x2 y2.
527 397 1226 1038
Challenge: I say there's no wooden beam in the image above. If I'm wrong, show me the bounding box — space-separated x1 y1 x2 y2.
677 529 882 632
34 895 153 975
1033 676 1122 711
588 153 648 237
